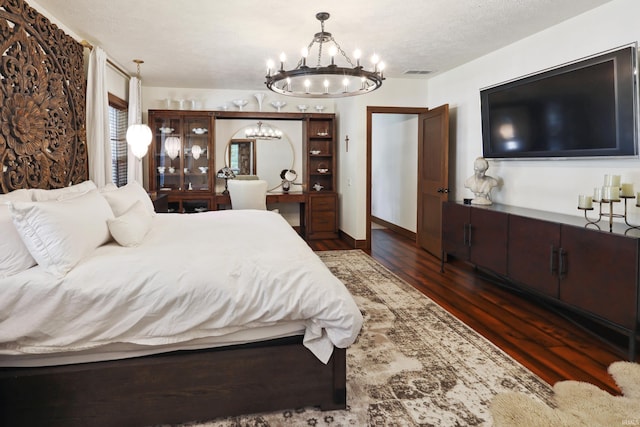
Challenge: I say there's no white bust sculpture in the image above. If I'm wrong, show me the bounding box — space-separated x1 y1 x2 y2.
464 157 498 205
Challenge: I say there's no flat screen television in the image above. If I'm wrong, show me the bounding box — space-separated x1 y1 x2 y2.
480 44 638 159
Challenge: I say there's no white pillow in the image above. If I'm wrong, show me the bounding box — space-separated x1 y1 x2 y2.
10 189 114 277
108 200 154 247
0 190 37 278
30 180 97 201
100 181 156 217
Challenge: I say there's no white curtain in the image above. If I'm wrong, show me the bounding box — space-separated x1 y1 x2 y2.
86 46 112 188
127 76 144 185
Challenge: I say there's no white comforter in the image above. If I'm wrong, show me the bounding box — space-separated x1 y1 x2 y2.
0 210 363 364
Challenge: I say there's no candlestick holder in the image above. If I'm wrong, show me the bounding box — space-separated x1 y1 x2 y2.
579 196 640 232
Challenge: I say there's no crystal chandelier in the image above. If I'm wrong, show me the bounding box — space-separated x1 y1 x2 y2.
245 121 282 139
265 12 385 98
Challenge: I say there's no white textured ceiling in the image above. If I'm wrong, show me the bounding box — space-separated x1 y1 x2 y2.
34 0 613 90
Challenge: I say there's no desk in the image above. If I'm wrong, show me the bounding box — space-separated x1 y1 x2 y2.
216 191 307 235
215 191 306 207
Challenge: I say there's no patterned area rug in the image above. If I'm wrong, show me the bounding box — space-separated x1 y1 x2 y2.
185 250 554 426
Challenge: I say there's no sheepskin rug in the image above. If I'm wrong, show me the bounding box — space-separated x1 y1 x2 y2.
491 361 640 426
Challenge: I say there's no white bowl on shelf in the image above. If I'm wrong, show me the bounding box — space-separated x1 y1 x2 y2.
317 168 329 174
159 127 174 134
271 101 287 112
310 150 321 155
233 99 248 111
192 128 208 135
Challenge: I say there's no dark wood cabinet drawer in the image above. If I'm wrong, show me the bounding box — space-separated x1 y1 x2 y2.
310 211 337 232
309 194 336 211
306 192 338 239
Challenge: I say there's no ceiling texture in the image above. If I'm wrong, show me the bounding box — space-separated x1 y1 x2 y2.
34 0 614 90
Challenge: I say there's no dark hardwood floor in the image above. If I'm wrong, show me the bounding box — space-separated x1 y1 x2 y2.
308 228 626 395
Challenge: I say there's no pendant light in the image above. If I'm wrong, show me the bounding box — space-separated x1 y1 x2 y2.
126 59 152 159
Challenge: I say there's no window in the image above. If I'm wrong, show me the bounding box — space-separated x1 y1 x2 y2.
108 93 128 187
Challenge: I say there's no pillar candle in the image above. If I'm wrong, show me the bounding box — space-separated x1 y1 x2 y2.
593 187 602 202
604 174 621 187
603 185 620 201
578 195 593 209
621 183 634 197
610 186 621 201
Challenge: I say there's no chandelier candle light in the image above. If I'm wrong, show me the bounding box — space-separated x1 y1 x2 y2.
578 174 640 232
265 12 385 98
245 121 282 140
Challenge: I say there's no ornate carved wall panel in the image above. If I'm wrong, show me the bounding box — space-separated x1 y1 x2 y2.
0 0 87 193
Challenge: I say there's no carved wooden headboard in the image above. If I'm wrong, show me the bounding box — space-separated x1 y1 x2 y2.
0 0 88 193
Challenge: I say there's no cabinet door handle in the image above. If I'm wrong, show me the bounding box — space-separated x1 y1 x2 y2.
463 223 468 246
558 248 567 279
466 223 472 247
549 245 558 275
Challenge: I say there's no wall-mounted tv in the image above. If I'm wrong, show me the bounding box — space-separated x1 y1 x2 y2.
480 44 638 159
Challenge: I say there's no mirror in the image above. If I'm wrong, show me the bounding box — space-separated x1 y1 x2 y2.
226 124 295 191
216 119 302 193
228 139 256 175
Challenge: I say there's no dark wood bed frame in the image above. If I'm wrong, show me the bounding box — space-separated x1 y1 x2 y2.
0 337 347 426
0 1 348 425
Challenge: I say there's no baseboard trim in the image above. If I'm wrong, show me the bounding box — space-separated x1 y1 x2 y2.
339 230 368 249
371 216 416 241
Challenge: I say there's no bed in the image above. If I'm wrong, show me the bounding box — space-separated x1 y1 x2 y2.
0 1 363 425
0 183 363 426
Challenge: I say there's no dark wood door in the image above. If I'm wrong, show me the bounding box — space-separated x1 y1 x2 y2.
417 104 449 258
441 202 470 260
559 225 638 329
468 208 508 276
508 215 560 298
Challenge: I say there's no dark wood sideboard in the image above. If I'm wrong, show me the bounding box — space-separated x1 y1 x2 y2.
441 201 640 360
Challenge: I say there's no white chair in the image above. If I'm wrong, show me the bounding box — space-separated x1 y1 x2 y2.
227 179 268 210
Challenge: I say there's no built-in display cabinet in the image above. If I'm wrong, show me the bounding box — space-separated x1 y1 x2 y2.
304 115 338 239
148 111 215 213
442 201 640 360
147 110 339 239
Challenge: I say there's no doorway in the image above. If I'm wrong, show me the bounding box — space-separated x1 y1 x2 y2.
366 105 449 257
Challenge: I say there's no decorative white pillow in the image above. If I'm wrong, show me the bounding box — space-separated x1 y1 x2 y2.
0 190 37 278
30 180 97 201
10 189 114 277
100 181 156 217
107 200 154 247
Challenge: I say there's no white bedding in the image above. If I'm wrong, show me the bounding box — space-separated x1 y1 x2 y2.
0 210 363 366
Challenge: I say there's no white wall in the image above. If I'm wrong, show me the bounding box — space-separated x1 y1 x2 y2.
372 114 418 232
335 78 429 241
427 0 640 223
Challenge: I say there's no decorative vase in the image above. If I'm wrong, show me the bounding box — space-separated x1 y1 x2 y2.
254 93 266 112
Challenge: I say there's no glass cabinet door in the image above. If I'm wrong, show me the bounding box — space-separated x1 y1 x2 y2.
183 117 210 191
152 117 183 191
